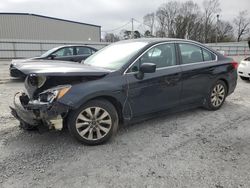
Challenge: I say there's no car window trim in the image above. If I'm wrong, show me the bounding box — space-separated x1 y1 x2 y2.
124 41 178 75
73 47 77 56
124 41 218 75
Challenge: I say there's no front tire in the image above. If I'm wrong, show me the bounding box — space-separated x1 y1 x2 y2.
67 99 118 145
19 122 37 131
205 80 227 111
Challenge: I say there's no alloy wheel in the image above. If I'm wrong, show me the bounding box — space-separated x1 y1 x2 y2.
211 83 225 107
75 107 112 141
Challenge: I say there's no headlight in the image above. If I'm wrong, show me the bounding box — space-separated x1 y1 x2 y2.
38 85 71 102
27 74 47 88
11 60 17 66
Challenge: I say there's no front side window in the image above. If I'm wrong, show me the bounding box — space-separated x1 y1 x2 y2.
41 47 60 58
128 43 176 73
52 47 73 57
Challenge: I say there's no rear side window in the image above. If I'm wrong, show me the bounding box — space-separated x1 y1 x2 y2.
203 48 216 61
76 47 92 55
179 43 203 64
179 43 216 64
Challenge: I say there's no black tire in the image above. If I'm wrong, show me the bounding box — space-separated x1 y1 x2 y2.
19 122 38 131
205 80 227 111
67 99 119 145
240 76 249 81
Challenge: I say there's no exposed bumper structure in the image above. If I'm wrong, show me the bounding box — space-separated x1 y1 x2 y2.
10 92 69 130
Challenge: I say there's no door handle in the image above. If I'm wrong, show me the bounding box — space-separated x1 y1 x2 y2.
164 77 179 85
208 67 214 72
164 74 181 85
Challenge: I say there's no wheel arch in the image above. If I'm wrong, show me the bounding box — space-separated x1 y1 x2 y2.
84 95 124 124
218 78 229 95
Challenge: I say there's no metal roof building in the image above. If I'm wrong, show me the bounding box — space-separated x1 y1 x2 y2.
0 13 101 42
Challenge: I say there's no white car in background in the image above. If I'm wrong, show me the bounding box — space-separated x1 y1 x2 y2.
238 57 250 81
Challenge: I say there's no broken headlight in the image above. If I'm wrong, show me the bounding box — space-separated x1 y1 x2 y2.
38 85 71 103
27 74 47 88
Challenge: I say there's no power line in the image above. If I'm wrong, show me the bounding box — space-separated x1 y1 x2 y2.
132 18 151 33
102 18 150 37
102 21 131 33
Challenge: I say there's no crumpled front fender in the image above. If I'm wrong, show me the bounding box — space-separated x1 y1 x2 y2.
10 92 70 130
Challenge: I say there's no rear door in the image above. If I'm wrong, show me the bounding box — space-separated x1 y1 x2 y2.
177 42 217 105
74 46 95 62
125 42 182 116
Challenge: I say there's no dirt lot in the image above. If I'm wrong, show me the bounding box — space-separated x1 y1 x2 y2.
0 59 250 188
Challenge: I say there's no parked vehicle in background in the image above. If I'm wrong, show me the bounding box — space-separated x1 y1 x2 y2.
216 49 225 56
238 57 250 81
10 38 238 145
9 45 97 78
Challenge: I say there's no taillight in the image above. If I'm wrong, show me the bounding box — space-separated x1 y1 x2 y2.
231 61 238 69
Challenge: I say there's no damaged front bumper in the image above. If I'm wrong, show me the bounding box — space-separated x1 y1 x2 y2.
10 92 70 131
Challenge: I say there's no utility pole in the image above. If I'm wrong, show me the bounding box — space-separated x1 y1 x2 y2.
131 18 134 39
216 14 219 44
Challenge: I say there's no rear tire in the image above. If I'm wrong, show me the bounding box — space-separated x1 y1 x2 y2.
67 99 118 145
205 80 227 111
240 76 249 81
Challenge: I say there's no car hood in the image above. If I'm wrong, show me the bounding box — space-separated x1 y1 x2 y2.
11 57 40 64
16 60 112 76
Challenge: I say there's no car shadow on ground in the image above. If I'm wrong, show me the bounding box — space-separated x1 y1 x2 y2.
9 78 25 83
2 108 194 144
2 98 245 150
0 78 24 85
0 99 247 185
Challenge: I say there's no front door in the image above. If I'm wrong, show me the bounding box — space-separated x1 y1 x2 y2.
125 43 182 117
52 47 75 62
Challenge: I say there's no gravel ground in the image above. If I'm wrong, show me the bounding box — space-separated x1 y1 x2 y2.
0 59 250 188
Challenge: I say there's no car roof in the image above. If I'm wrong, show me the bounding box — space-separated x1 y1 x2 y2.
115 38 202 44
116 38 208 48
114 38 220 55
55 45 96 48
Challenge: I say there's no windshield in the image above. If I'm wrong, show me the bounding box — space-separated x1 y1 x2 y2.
40 47 60 58
84 42 148 70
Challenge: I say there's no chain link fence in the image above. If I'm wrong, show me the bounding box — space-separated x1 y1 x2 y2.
206 41 250 56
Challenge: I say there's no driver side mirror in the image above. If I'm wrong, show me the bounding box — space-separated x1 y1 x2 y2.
48 54 56 60
139 63 156 73
136 63 156 80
